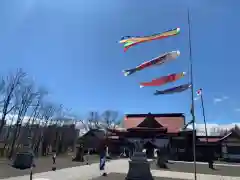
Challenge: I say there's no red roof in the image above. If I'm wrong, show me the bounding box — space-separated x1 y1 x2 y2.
124 113 185 133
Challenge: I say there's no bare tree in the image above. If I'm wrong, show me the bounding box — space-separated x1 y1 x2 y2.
51 104 66 154
0 69 26 136
0 69 78 158
114 118 122 127
87 111 100 129
101 110 118 128
226 125 240 137
26 88 48 128
219 129 229 136
0 77 5 106
33 102 56 155
8 81 38 158
234 124 240 133
21 88 48 156
41 103 57 126
52 108 82 154
54 104 65 125
2 107 18 155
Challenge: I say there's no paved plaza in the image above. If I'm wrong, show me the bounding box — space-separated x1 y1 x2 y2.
92 173 182 180
0 159 240 180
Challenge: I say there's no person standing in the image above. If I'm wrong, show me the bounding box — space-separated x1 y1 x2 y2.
208 148 214 169
52 152 56 171
99 145 107 176
79 144 84 162
30 153 35 180
86 149 90 165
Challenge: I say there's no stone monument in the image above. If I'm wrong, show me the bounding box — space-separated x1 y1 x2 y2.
125 140 154 180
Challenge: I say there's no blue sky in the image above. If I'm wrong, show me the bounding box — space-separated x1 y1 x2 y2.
0 0 240 124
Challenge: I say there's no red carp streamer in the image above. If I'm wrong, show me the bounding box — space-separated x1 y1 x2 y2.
140 72 186 88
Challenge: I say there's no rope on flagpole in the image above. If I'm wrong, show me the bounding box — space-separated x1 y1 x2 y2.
200 89 208 141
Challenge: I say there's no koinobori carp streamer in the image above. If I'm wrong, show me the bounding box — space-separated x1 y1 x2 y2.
122 51 180 76
140 72 186 88
154 84 191 95
119 28 180 52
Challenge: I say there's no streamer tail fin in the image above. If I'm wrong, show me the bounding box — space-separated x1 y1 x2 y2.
122 68 136 76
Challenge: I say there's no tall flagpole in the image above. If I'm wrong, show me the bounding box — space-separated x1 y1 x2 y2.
187 8 197 180
200 90 208 142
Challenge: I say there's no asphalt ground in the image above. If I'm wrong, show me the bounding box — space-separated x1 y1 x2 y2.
0 155 100 179
150 160 240 177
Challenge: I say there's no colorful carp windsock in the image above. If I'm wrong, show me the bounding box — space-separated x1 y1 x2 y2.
119 28 180 52
140 72 186 88
154 84 191 95
122 51 180 76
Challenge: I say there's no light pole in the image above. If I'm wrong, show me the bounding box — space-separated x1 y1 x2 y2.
187 8 197 180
